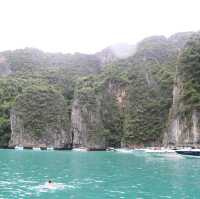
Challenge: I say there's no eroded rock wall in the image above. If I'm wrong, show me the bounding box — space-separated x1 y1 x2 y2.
9 110 70 148
9 89 72 148
71 79 127 149
164 77 200 147
71 99 106 149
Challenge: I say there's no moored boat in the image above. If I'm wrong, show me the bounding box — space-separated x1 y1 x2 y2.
176 149 200 157
47 147 54 151
72 147 88 152
15 146 24 150
134 148 146 152
145 149 175 153
106 147 115 151
33 147 41 151
115 148 134 153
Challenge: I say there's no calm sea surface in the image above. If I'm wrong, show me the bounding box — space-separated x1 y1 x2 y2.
0 150 200 199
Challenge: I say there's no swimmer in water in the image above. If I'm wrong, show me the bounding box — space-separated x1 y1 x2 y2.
43 180 64 190
47 180 54 188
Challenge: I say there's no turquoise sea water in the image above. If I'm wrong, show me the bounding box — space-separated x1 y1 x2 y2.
0 150 200 199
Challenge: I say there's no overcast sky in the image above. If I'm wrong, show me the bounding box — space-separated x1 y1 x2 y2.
0 0 199 54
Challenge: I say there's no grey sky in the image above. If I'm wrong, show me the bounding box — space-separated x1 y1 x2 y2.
0 0 199 53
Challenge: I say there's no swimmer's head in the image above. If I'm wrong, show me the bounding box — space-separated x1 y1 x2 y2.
48 180 52 183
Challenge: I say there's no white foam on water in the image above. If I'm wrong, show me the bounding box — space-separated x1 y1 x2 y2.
94 180 104 183
159 196 172 198
0 180 12 185
109 190 125 194
34 182 66 193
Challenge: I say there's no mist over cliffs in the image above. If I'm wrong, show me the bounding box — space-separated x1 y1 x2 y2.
0 31 199 149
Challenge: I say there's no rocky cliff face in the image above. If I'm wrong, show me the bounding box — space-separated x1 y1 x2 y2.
106 79 127 110
163 33 200 147
163 77 200 147
2 31 199 149
71 79 127 149
71 99 106 149
9 89 71 148
9 109 70 148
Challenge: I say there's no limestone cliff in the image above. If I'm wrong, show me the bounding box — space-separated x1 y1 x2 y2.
0 31 198 148
71 99 106 149
164 33 200 147
106 79 127 110
71 79 127 149
9 110 70 148
9 89 71 148
163 76 200 146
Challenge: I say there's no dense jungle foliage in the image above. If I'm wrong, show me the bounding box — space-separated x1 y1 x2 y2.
0 32 197 147
179 34 200 112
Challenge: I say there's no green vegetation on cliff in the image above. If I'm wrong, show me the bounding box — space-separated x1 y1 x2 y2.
14 87 69 137
121 37 177 146
0 32 196 147
179 33 200 112
74 36 177 146
0 78 23 145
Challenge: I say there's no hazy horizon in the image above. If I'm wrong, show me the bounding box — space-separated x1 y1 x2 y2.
0 0 200 54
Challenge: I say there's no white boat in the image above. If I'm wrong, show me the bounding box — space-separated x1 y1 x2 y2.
176 148 200 157
33 147 41 151
106 147 115 151
47 147 54 151
145 149 175 153
72 147 88 152
134 148 146 152
115 148 134 153
15 146 24 150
